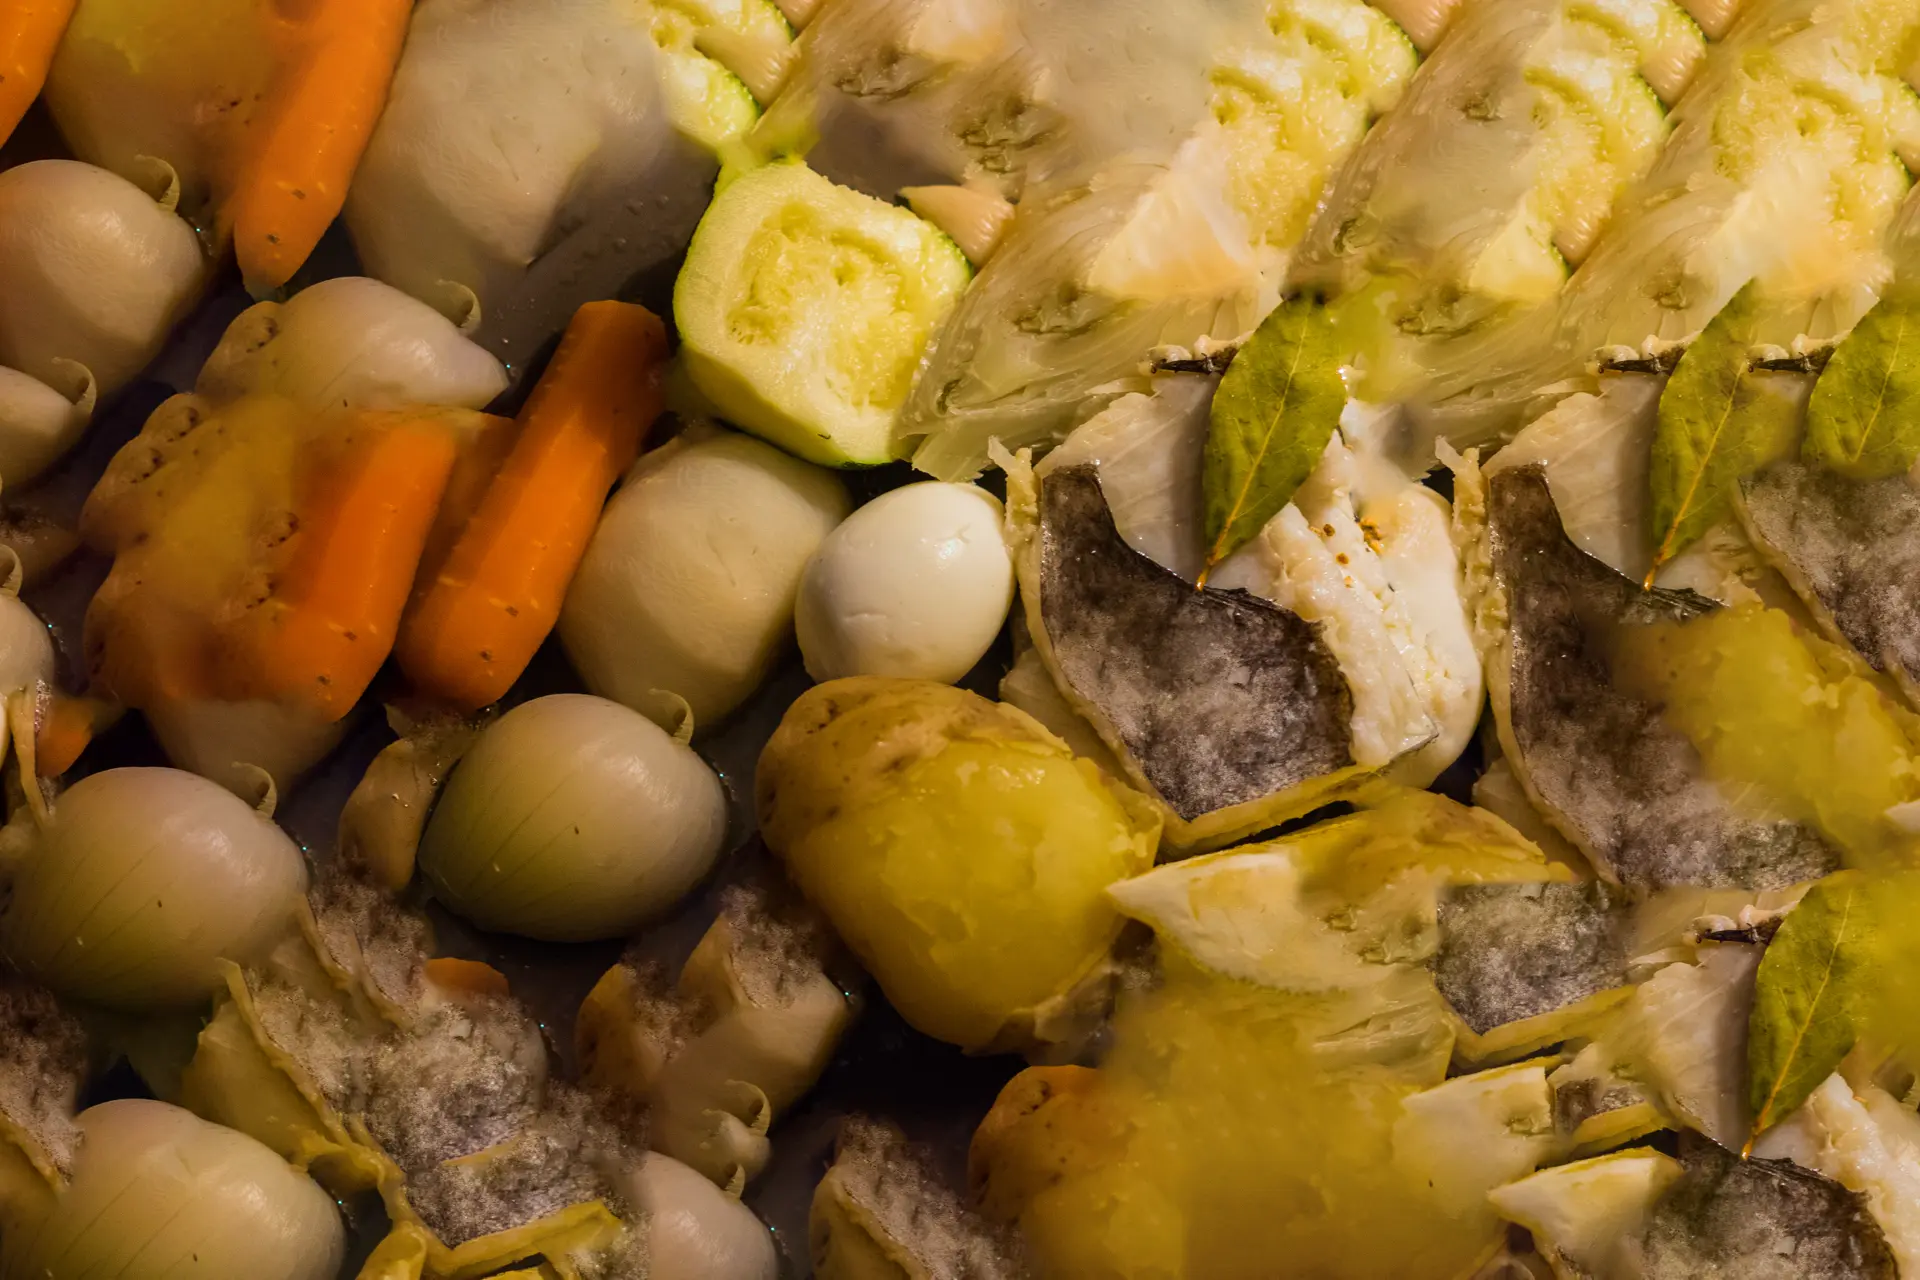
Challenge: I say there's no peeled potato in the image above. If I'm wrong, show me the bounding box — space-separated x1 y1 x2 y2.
758 678 1160 1052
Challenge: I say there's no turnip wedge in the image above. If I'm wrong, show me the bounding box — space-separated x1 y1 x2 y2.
1454 453 1839 888
345 0 715 366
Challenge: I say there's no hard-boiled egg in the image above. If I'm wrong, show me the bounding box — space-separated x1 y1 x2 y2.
796 482 1013 684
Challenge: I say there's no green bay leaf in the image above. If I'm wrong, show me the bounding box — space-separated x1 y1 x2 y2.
1803 289 1920 480
1746 871 1867 1146
1648 282 1798 576
1201 294 1345 577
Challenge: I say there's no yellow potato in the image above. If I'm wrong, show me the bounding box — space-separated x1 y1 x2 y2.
757 678 1160 1052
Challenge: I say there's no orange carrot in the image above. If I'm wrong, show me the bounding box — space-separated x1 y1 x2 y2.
396 301 669 711
417 410 520 588
222 0 412 294
84 399 458 720
0 1 76 148
226 412 457 719
424 956 512 998
33 695 118 777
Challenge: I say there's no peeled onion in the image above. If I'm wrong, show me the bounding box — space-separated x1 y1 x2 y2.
195 276 507 411
0 768 309 1010
419 695 728 941
0 364 93 489
143 698 351 802
0 584 54 701
620 1153 778 1280
0 1100 343 1280
0 160 205 394
559 430 849 729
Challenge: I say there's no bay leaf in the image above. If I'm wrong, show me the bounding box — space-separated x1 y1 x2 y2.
1647 283 1798 577
1201 294 1344 578
1803 289 1920 480
1746 872 1867 1147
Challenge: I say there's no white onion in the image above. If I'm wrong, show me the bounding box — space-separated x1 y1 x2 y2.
0 364 92 489
619 1153 778 1280
0 587 54 702
559 431 849 729
0 768 309 1010
196 277 507 411
0 161 205 394
795 482 1013 684
419 695 727 941
144 698 350 803
0 1100 343 1280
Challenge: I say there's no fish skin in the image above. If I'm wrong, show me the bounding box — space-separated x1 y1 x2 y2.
1484 463 1839 888
1636 1132 1899 1280
1738 462 1920 705
1035 463 1354 822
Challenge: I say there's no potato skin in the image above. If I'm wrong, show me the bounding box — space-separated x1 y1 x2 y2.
758 678 1159 1051
970 1066 1127 1224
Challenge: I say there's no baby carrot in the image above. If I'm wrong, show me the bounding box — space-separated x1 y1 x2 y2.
396 301 669 711
423 956 512 999
33 694 118 778
229 411 458 720
223 0 411 294
0 1 75 148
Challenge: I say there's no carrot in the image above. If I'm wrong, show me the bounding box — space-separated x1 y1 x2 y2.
423 956 512 999
33 694 118 778
84 399 459 721
416 410 519 589
396 301 669 711
222 0 412 294
225 412 457 719
0 0 76 148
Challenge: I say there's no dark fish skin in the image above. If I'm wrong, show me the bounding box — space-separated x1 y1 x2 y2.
1550 1072 1647 1135
1738 462 1920 702
1487 464 1839 890
1433 881 1629 1036
1637 1133 1899 1280
1035 464 1354 822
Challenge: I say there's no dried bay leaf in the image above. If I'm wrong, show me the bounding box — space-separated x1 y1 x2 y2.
1200 294 1344 577
1746 872 1867 1146
1804 289 1920 480
1648 283 1798 576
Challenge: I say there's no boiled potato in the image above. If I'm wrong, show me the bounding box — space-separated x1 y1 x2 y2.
757 678 1160 1052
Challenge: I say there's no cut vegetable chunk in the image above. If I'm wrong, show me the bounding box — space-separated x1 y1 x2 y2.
219 0 413 293
0 2 76 147
677 160 971 466
345 0 712 364
1391 1061 1558 1220
47 0 410 294
757 677 1160 1053
1491 1149 1683 1279
397 301 669 711
83 397 463 723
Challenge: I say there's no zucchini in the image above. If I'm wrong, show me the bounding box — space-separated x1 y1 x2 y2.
675 160 972 466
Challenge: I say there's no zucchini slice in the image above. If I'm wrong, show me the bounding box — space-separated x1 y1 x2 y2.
676 161 971 466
